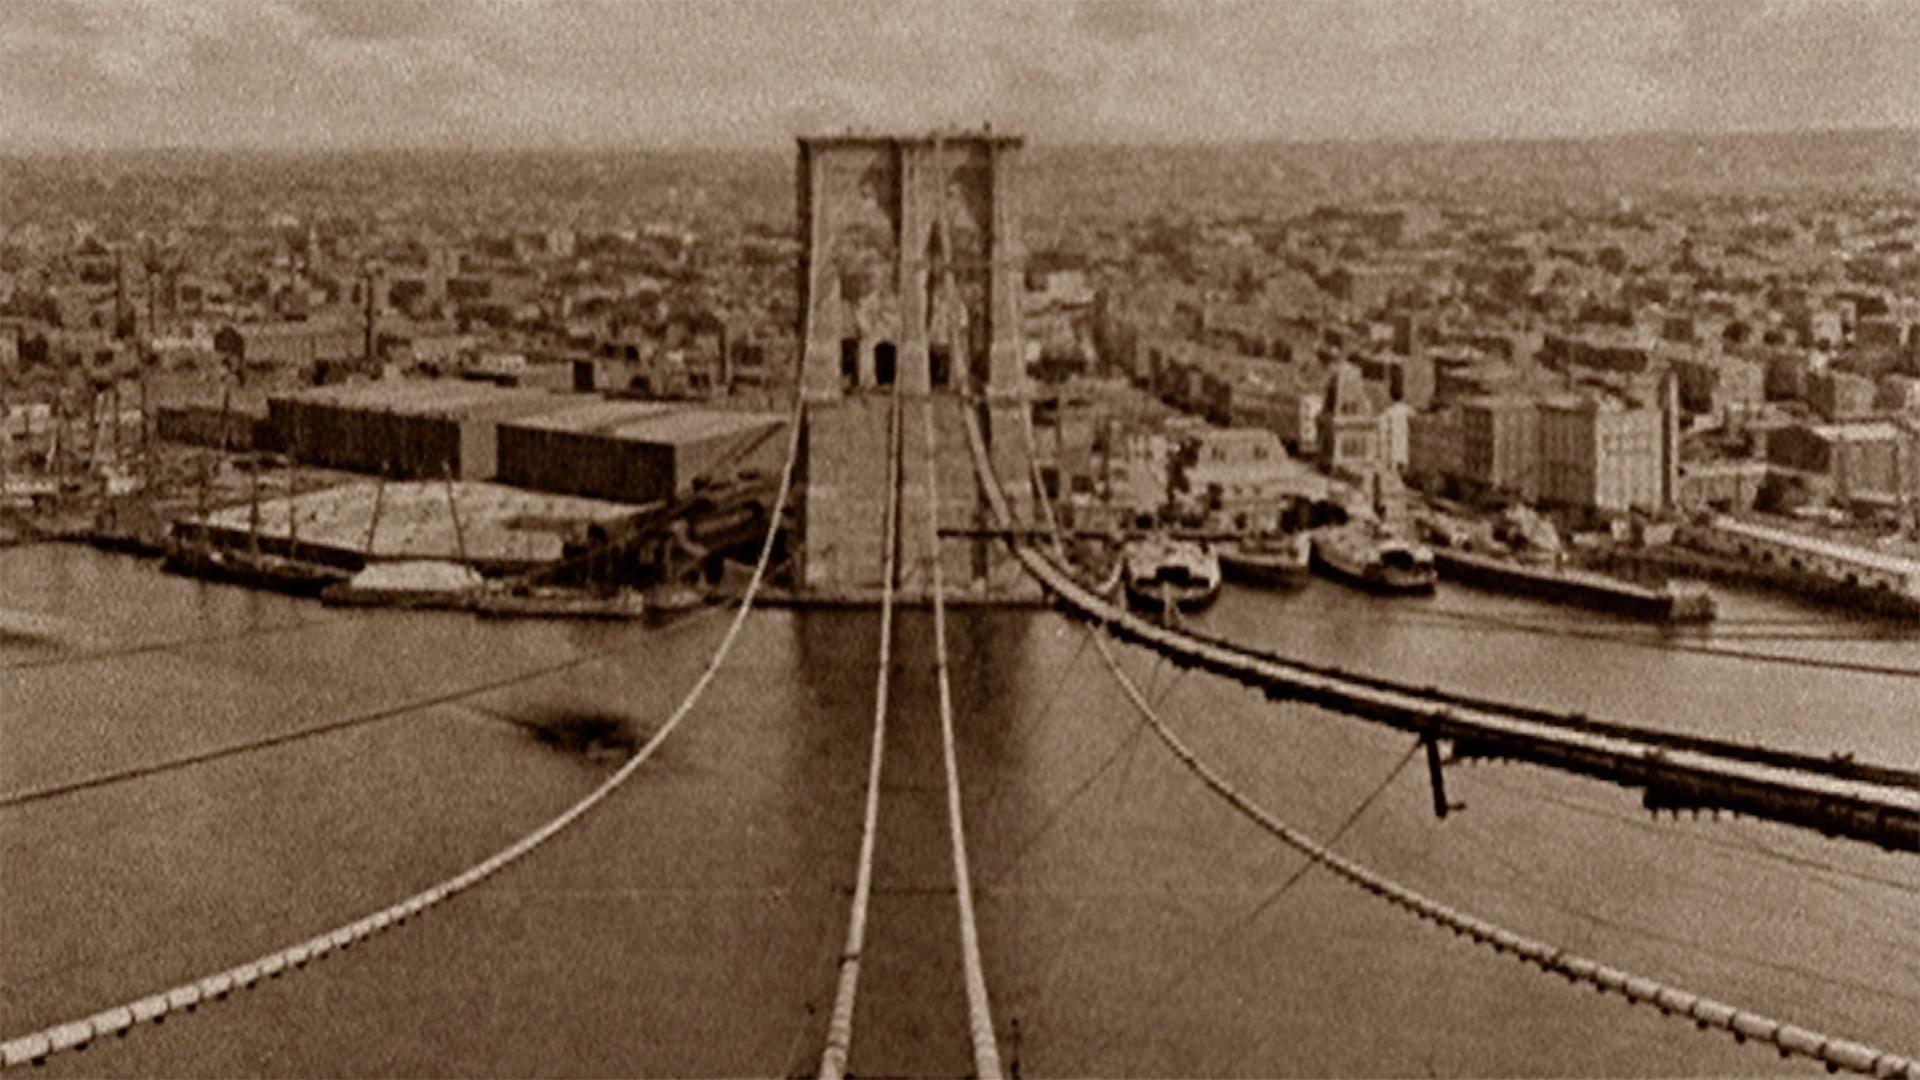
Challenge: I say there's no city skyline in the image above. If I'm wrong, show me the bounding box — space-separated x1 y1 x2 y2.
4 0 1920 153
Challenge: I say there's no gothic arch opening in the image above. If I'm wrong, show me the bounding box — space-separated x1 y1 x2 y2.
840 338 859 388
930 344 951 389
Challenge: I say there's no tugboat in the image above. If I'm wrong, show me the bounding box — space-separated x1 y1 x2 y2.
1218 532 1312 589
1122 536 1222 614
1311 523 1437 596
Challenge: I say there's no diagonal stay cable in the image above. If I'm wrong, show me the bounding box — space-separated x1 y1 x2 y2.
986 409 1159 891
1465 772 1920 898
1376 605 1920 679
2 611 361 674
1081 726 1420 1066
1084 624 1918 1079
0 390 806 1072
1450 811 1920 1010
996 714 1147 1049
963 406 1915 1078
1150 660 1188 710
817 389 904 1080
984 719 1146 891
0 607 726 812
960 575 1104 852
0 735 397 998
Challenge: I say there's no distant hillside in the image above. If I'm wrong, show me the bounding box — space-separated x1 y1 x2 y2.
4 129 1915 238
1020 129 1920 223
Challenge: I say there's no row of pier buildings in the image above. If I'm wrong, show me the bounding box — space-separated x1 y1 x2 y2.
163 378 787 510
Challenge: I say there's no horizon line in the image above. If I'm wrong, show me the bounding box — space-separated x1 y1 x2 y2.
4 124 1918 159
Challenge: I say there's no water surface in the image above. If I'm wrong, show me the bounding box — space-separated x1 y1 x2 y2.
2 545 1915 1076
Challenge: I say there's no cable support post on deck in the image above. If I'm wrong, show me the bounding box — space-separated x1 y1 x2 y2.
0 389 810 1074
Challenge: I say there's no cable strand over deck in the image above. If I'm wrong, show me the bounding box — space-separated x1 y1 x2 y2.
817 390 904 1080
928 399 1006 1079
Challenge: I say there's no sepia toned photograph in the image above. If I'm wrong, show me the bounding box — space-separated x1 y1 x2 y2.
1 1 1917 1076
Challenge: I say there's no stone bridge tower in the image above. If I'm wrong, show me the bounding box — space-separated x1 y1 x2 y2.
794 130 1037 598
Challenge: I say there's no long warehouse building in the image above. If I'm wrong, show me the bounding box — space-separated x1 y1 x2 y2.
269 379 789 505
269 381 563 480
497 398 787 505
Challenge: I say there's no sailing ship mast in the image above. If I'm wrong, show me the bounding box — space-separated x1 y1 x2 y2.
247 454 261 557
442 462 468 566
286 411 300 557
362 463 387 561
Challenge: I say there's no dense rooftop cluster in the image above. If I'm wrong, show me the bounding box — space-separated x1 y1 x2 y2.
3 132 1919 555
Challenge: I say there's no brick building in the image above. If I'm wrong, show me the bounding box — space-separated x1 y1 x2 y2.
1319 363 1386 476
215 320 361 370
1671 354 1766 418
1458 395 1539 502
1766 421 1909 501
1405 407 1463 493
1536 396 1665 514
1809 369 1879 421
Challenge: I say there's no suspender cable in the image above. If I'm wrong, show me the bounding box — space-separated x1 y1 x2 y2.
817 390 904 1080
0 391 807 1073
924 400 1006 1079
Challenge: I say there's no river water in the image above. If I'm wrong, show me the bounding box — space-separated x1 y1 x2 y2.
2 543 1916 1077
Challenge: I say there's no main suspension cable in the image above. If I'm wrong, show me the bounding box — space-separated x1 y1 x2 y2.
926 398 1005 1080
817 390 904 1080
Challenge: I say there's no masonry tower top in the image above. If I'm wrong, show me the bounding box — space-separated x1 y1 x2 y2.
792 129 1036 599
795 129 1026 402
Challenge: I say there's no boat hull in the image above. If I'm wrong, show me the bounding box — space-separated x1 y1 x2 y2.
1121 538 1223 614
1123 580 1220 614
469 591 649 621
163 546 344 598
1310 545 1437 596
1219 549 1311 589
1434 548 1715 623
318 583 472 610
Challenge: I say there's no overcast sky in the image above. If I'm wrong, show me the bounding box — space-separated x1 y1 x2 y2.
4 0 1918 152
